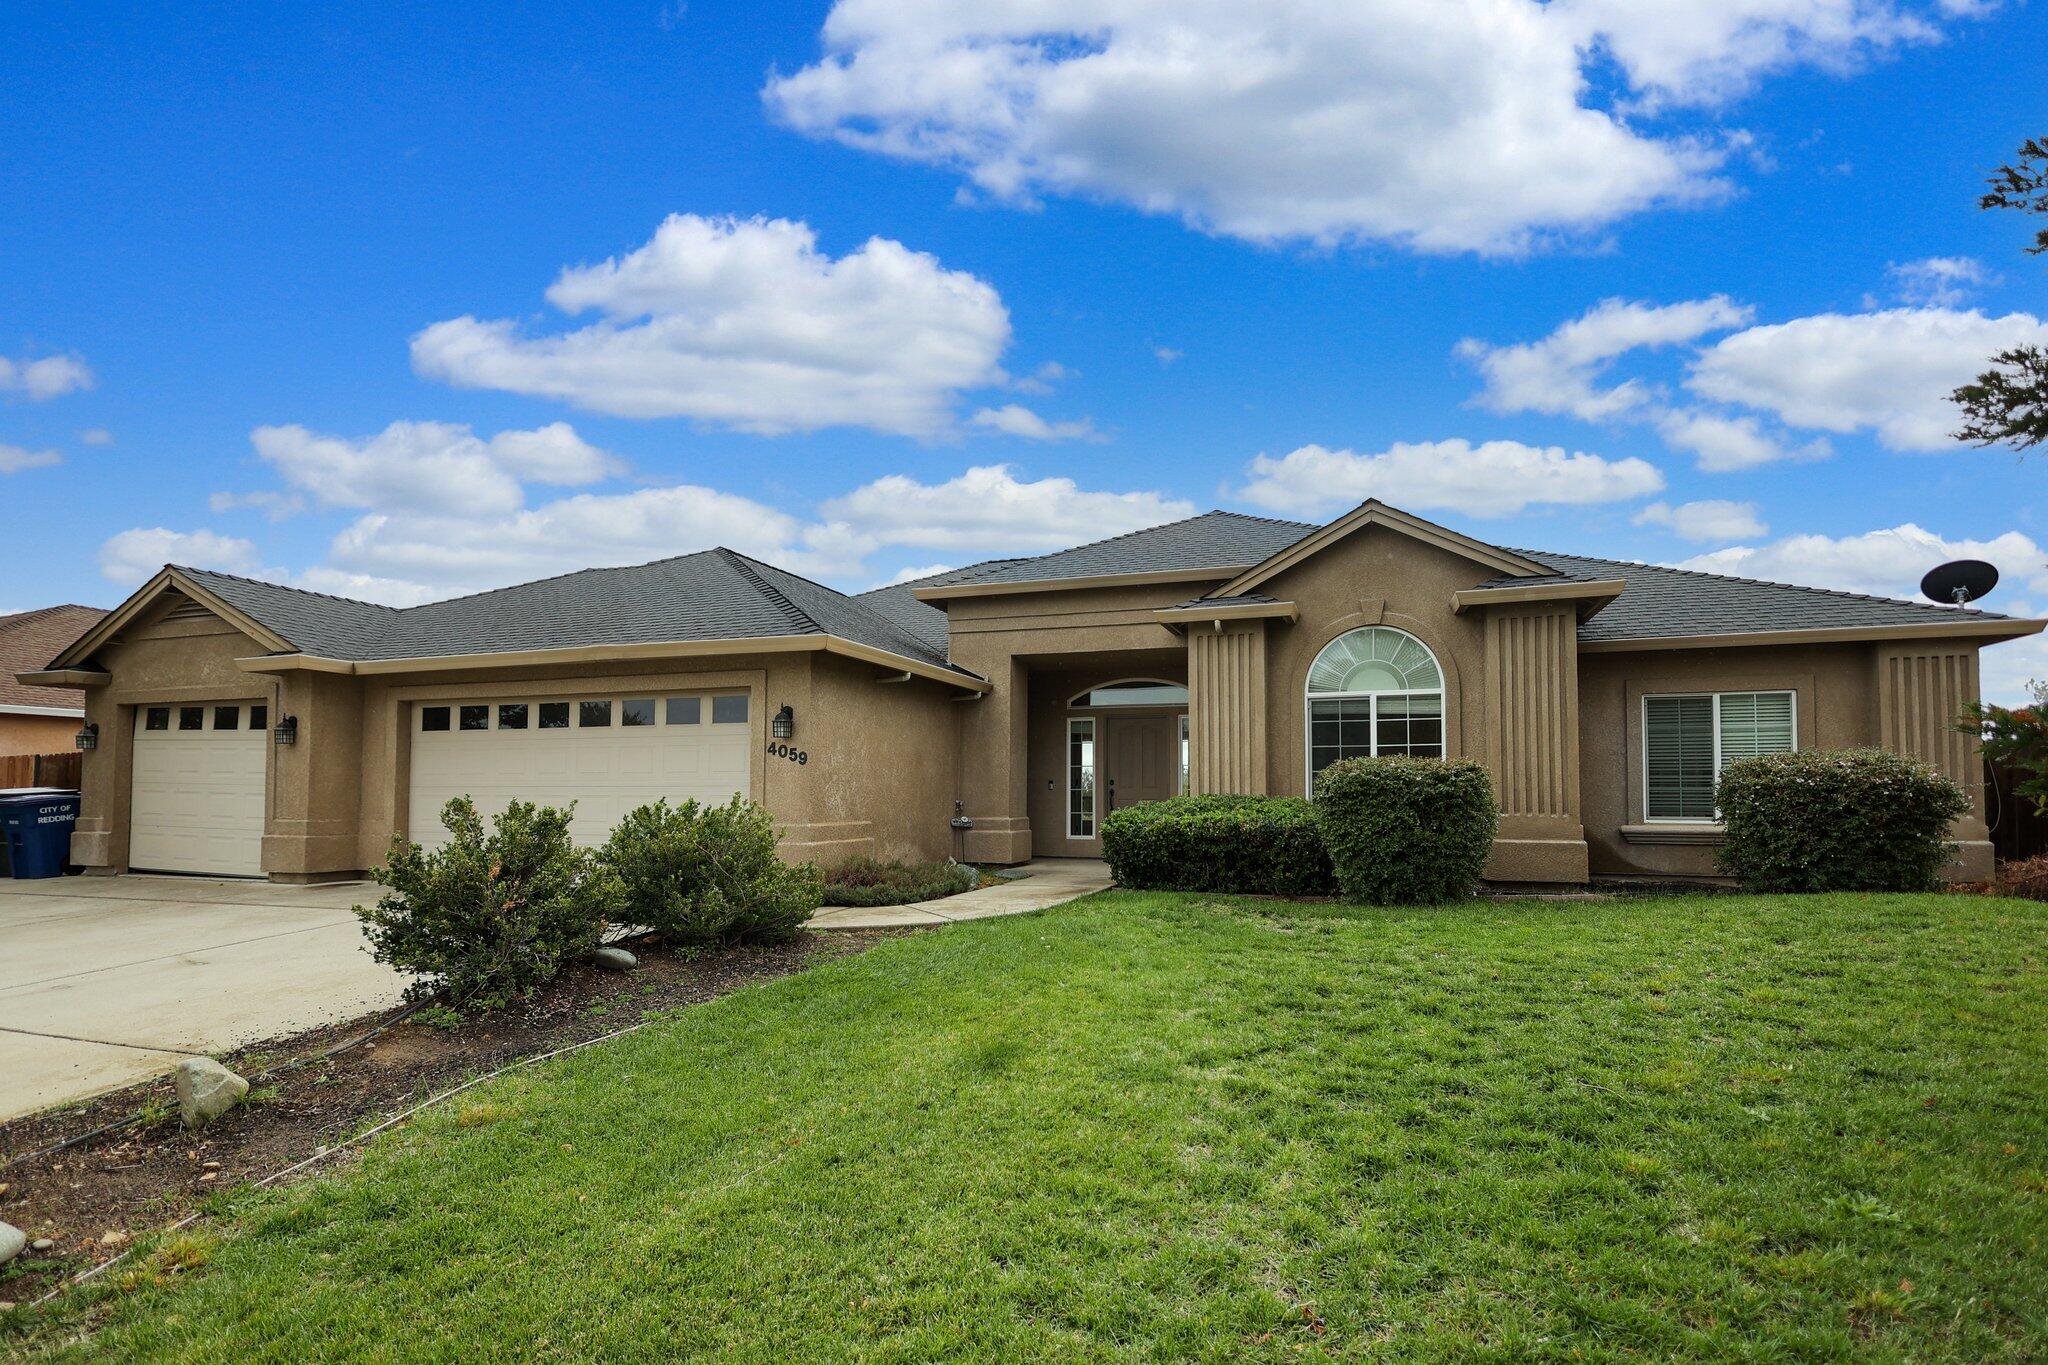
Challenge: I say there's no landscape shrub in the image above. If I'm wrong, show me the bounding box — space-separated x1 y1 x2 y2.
597 796 822 944
1100 794 1334 896
1314 757 1496 905
1996 853 2048 901
356 797 609 1010
822 857 980 907
1715 748 1969 893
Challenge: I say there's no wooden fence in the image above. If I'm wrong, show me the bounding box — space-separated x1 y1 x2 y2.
0 751 81 791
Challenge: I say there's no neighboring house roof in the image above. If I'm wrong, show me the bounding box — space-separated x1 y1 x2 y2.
163 549 965 673
0 605 108 712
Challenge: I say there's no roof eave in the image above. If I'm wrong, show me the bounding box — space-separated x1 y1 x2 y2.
239 635 990 693
1452 578 1626 621
1579 617 2047 653
17 668 110 689
911 565 1247 603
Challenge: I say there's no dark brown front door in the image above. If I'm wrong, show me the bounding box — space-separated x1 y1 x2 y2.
1101 715 1178 816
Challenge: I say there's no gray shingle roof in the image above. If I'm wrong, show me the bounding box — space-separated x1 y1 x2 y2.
154 506 2017 672
174 550 962 671
924 511 1313 589
1483 550 2013 642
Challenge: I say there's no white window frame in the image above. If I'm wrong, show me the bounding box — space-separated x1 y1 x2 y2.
1067 716 1097 840
1640 690 1798 823
1178 714 1190 795
1301 628 1446 796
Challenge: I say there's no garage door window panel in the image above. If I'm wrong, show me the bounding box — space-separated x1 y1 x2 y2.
179 707 204 731
410 688 753 851
145 707 169 731
421 706 451 732
459 704 490 731
250 705 268 730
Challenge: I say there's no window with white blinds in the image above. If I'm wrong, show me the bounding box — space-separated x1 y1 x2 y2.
1643 691 1795 821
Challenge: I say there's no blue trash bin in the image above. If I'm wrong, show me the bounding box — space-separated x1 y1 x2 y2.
0 789 80 879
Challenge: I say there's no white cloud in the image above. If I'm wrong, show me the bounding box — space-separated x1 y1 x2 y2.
245 420 617 519
1678 523 2048 600
1633 498 1766 541
1154 347 1184 366
1552 0 1952 109
970 404 1102 441
1688 307 2048 451
210 490 309 521
1885 255 1988 307
1653 409 1829 471
0 352 92 400
1460 296 1752 419
98 528 263 587
0 443 62 474
79 428 113 446
819 463 1194 552
1011 361 1072 395
412 213 1011 437
879 563 958 586
766 1 1969 254
323 484 814 599
1236 438 1665 517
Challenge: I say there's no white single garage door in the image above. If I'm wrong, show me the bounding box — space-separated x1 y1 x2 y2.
130 701 269 876
408 692 753 849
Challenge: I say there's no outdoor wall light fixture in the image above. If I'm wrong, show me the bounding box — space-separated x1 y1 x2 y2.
75 722 99 751
772 705 795 740
274 714 299 746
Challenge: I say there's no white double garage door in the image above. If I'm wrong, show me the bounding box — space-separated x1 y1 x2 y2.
127 690 753 876
407 692 754 849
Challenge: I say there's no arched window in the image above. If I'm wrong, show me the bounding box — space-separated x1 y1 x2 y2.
1306 626 1445 785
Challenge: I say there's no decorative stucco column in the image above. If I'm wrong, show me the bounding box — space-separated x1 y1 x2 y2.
1186 620 1268 795
1478 603 1590 884
262 668 364 881
1876 642 1992 881
951 646 1033 863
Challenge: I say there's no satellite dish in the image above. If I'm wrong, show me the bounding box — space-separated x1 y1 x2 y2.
1920 559 1999 606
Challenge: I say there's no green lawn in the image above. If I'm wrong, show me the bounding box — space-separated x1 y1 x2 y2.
19 890 2048 1361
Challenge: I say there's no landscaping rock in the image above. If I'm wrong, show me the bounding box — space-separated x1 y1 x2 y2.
0 1222 23 1266
589 946 638 972
31 1238 54 1253
175 1057 250 1130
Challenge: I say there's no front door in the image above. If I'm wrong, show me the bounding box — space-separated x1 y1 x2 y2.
1101 715 1178 818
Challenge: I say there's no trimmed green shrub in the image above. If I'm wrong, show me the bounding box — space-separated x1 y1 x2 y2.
596 796 822 944
1314 757 1497 905
1715 748 1969 892
1100 794 1334 896
823 857 980 907
356 797 609 1010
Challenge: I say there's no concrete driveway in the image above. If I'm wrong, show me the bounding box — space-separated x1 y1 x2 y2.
0 876 408 1123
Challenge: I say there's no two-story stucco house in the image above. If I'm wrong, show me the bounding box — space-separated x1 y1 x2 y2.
22 501 2041 885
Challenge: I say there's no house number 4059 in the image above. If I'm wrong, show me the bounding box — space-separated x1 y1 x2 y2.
767 741 808 765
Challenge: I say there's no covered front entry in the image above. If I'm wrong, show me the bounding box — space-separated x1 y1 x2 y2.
408 689 752 848
129 701 269 876
1037 672 1190 856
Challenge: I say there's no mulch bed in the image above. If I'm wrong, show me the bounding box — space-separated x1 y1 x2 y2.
0 927 911 1307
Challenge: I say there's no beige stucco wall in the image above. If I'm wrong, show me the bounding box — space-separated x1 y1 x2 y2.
70 604 964 879
0 711 83 758
1578 639 1992 882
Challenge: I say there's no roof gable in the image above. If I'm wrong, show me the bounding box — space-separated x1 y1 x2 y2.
1213 500 1551 599
48 570 299 669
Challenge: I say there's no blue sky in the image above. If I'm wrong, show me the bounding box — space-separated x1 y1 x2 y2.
3 1 2045 694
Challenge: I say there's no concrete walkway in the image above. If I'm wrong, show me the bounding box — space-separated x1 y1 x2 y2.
0 875 407 1124
808 858 1113 929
